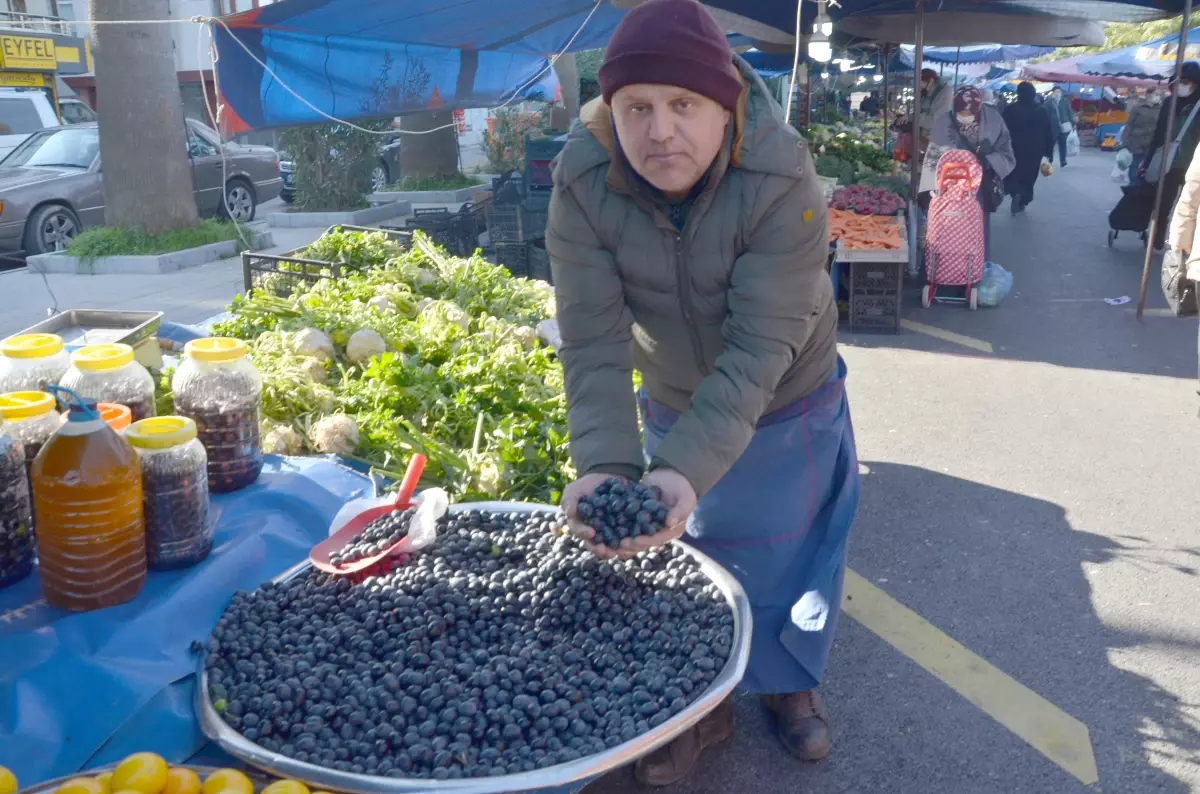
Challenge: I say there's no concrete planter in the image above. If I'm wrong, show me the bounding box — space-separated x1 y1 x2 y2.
269 201 411 228
368 183 488 204
27 229 274 276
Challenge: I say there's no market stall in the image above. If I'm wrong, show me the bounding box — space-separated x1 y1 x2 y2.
0 228 750 794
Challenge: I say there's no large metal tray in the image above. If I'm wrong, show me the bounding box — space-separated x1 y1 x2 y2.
17 310 163 351
196 501 752 794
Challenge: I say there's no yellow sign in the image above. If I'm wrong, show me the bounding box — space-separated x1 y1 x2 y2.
0 34 57 70
0 71 45 87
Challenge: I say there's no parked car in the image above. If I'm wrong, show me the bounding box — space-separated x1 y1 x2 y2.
0 87 97 161
279 131 403 202
0 119 283 256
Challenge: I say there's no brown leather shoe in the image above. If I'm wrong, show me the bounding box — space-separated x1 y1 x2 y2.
633 697 735 787
762 690 832 761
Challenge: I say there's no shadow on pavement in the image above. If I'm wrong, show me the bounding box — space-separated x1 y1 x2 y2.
584 461 1199 794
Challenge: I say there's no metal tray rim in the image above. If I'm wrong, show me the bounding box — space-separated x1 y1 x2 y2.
16 309 164 348
196 501 752 794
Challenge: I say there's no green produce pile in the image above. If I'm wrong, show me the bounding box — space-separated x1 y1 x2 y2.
805 122 896 184
207 229 571 503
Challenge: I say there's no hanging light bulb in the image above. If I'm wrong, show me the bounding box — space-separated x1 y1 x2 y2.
873 73 883 82
807 0 833 64
821 71 831 80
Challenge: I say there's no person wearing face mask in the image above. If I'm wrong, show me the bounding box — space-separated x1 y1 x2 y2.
1122 87 1163 182
917 68 954 199
931 86 1016 260
1046 86 1076 167
1141 62 1200 249
547 0 858 785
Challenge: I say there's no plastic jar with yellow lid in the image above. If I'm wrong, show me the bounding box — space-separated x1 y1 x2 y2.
126 416 212 569
0 334 71 393
0 391 60 478
0 417 34 588
172 337 263 493
60 343 156 422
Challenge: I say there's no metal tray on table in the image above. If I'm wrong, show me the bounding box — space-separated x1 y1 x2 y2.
17 310 163 352
196 501 752 794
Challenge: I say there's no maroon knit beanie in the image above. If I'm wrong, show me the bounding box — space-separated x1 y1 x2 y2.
599 0 742 111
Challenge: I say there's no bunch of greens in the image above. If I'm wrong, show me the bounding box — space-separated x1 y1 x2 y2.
213 232 569 503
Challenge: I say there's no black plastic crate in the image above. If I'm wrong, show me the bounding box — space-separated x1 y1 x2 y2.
528 240 552 284
524 133 567 161
848 260 902 333
242 225 410 293
493 242 530 278
492 171 525 205
522 192 550 241
487 201 546 243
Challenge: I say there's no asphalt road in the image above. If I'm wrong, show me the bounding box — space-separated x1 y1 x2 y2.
585 148 1200 794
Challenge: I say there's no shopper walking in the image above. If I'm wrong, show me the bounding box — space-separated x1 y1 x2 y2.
1122 87 1162 181
1002 82 1055 214
1142 62 1200 250
932 86 1016 262
917 68 954 200
1169 129 1200 378
546 0 859 785
1046 86 1076 167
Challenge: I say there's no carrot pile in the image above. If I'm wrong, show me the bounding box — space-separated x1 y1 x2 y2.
827 209 904 250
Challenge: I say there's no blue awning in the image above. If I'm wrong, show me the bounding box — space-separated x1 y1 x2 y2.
895 43 1053 66
212 0 1189 132
1077 26 1200 79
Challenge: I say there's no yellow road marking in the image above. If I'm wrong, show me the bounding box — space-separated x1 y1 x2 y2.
900 319 995 354
843 569 1099 786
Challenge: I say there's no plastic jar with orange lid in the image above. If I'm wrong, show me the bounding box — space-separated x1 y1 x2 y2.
0 334 70 393
97 402 132 431
59 343 156 423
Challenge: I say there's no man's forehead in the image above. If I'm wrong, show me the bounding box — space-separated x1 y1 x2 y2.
613 84 704 102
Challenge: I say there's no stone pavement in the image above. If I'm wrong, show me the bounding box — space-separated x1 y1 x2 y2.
584 148 1200 794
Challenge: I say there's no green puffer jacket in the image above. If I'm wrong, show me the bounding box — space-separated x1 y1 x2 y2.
545 57 837 497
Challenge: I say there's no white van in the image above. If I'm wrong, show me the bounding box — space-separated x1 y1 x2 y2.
0 88 97 162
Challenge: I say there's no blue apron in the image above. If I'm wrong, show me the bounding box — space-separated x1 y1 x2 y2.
640 357 860 694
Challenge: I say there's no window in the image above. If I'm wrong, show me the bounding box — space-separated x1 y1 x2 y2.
5 127 98 168
58 100 96 124
0 96 44 135
187 126 218 158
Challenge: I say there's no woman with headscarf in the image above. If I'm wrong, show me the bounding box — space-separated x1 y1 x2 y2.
1002 82 1055 214
931 86 1016 262
916 68 954 200
1141 61 1200 250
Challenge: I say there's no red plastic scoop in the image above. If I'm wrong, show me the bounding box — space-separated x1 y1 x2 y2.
310 454 427 575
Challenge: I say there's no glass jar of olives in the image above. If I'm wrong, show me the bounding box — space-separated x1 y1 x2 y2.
126 416 212 570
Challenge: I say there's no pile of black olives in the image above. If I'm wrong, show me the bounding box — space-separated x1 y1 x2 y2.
576 478 669 547
329 507 416 568
204 508 734 780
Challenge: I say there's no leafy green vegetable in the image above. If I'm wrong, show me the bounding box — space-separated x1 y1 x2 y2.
213 231 569 503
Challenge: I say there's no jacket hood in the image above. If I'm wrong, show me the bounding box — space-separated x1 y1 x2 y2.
553 54 808 192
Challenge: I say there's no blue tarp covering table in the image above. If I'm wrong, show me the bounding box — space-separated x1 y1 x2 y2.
0 456 375 786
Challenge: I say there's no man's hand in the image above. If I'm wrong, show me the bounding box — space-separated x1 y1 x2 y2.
561 472 627 559
611 468 697 559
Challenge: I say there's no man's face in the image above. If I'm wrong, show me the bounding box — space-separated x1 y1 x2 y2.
611 84 731 197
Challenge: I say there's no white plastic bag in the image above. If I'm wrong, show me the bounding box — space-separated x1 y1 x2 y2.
1110 161 1130 186
976 262 1013 307
1115 148 1133 169
1067 130 1081 157
327 487 450 551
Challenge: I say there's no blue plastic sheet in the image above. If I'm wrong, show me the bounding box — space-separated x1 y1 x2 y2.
1078 26 1200 79
0 456 373 785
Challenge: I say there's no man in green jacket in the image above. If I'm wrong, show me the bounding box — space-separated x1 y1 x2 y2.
546 0 860 785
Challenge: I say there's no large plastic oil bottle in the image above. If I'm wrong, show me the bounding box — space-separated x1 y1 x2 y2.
32 387 146 611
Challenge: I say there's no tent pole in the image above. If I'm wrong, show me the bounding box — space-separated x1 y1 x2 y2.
907 0 925 278
1137 0 1193 319
883 43 891 153
954 46 961 87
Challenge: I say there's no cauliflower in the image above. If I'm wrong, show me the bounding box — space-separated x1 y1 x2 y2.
475 458 502 496
312 385 337 413
291 328 334 361
346 328 387 363
414 268 436 286
310 414 360 456
420 300 470 332
367 295 396 314
299 356 327 383
513 326 537 349
416 297 436 314
262 424 303 456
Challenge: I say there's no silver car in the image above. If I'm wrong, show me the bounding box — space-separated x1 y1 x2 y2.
0 119 283 256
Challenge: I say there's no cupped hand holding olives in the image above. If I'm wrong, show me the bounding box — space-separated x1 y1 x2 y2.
563 472 695 560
